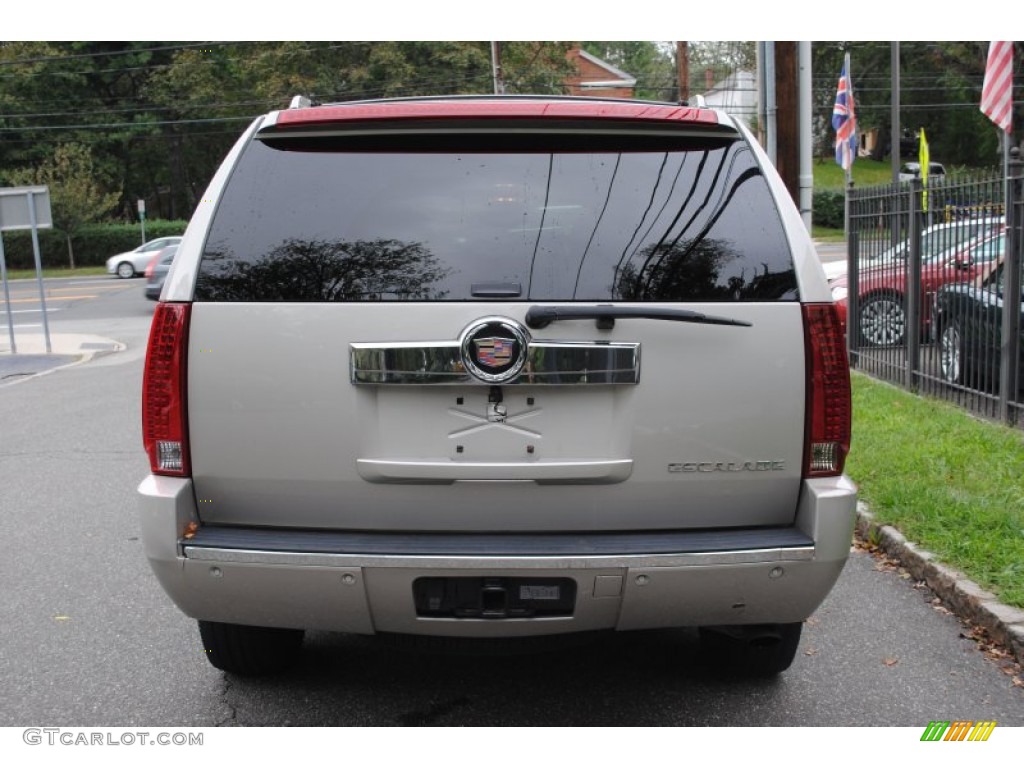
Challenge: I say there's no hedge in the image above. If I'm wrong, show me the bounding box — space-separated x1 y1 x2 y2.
0 220 188 270
812 189 845 230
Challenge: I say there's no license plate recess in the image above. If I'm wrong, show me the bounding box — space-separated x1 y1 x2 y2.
413 577 576 619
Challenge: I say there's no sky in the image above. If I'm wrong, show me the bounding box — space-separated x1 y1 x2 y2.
6 3 1022 42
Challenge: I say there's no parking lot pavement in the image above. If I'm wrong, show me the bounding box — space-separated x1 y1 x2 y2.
0 333 124 385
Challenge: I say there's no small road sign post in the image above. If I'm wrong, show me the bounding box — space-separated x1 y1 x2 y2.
0 185 54 354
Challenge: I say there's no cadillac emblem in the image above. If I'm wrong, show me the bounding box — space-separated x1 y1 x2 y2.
460 317 529 383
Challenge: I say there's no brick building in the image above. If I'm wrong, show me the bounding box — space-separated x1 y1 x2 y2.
565 49 636 98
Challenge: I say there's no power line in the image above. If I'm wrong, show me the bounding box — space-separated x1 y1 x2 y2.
0 41 251 67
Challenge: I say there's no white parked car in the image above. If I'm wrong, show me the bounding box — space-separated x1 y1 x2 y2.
139 96 855 678
898 161 946 182
106 236 182 278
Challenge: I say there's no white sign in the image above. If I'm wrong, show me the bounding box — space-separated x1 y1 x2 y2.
0 186 53 232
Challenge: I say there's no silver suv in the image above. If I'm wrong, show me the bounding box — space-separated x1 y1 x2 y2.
139 95 855 677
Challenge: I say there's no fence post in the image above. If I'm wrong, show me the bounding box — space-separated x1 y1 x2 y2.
848 230 859 368
906 178 923 392
999 148 1022 424
846 179 858 367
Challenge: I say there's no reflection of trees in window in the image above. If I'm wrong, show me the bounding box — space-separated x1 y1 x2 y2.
613 238 796 301
195 238 451 302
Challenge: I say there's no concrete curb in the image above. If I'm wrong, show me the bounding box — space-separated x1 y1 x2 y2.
0 333 125 385
856 501 1024 666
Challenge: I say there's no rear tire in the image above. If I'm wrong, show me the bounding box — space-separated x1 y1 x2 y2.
698 622 802 677
116 261 135 279
198 620 304 676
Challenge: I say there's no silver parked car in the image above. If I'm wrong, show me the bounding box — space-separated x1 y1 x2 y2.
139 96 855 677
106 236 182 278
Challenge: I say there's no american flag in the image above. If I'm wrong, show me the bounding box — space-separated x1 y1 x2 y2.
832 60 857 171
980 41 1013 133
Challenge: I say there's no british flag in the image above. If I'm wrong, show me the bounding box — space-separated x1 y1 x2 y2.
832 61 857 171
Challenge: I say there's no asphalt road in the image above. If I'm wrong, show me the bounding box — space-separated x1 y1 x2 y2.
1 275 1022 727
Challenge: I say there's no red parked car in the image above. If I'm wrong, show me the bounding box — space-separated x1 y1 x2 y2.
830 231 1005 347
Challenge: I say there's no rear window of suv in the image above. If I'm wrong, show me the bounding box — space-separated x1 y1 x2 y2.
195 128 797 303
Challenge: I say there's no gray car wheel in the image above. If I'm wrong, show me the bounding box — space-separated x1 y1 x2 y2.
116 261 135 279
858 292 906 347
940 323 963 384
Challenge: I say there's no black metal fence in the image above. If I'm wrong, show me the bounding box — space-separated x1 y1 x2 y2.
844 149 1023 426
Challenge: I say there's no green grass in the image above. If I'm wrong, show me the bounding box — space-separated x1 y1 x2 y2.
846 373 1024 608
812 226 845 242
3 266 109 280
813 157 898 190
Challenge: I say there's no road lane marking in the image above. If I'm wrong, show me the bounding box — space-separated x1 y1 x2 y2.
0 294 98 304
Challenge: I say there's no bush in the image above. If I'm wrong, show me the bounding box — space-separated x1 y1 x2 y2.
813 189 845 229
0 220 188 270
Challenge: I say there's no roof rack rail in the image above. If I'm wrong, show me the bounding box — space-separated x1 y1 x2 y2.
309 93 688 109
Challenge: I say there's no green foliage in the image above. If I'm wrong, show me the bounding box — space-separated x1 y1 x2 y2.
0 42 574 223
813 42 1007 167
5 143 121 268
688 41 756 90
582 42 675 101
812 189 845 229
0 41 1010 227
0 220 187 270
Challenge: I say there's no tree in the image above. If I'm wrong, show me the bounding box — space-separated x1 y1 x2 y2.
583 42 675 101
7 144 121 268
812 42 1004 167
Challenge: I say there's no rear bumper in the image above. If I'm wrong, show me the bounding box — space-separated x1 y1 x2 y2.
137 475 857 637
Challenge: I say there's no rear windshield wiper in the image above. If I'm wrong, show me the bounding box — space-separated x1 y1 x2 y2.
525 305 752 330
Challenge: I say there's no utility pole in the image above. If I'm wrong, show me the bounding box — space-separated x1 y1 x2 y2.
774 41 800 205
491 42 505 95
676 41 689 103
891 42 900 184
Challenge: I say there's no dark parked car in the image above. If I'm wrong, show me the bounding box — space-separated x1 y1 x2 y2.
934 259 1024 392
144 245 177 300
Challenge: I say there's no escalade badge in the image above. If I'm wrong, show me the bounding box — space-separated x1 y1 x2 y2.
460 317 529 383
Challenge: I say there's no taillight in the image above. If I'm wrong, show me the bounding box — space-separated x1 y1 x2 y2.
144 253 160 279
803 303 852 477
142 303 191 476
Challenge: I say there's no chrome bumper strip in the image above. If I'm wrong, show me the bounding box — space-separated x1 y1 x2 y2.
182 545 815 570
